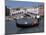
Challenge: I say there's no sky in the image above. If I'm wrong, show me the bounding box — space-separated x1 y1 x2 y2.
5 0 44 8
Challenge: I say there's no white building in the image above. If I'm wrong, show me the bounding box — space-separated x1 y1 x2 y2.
10 7 39 16
26 8 39 14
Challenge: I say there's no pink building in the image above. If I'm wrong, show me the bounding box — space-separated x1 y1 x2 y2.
39 5 44 16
